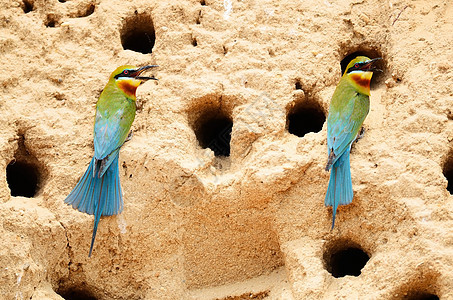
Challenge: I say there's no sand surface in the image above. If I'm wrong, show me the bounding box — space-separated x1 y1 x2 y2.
1 0 453 299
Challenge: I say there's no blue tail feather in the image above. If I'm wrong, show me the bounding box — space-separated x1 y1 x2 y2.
65 153 123 257
325 148 353 229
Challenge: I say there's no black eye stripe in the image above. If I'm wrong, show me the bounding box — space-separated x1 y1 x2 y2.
114 70 134 79
347 62 365 73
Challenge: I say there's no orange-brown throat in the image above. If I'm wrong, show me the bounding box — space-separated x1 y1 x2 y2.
348 71 373 96
350 73 371 89
117 79 140 98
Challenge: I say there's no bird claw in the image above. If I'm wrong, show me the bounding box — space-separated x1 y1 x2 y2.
125 131 133 142
356 127 365 142
350 127 365 152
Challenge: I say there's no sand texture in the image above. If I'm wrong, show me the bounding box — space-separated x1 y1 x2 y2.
1 0 453 299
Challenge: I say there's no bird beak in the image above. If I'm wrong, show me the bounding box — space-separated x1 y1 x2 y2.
362 58 383 72
133 65 159 81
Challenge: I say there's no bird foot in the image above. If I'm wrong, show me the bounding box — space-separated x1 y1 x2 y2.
355 127 365 142
125 131 133 142
350 127 365 152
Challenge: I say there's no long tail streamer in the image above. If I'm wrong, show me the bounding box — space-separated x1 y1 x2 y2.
65 153 123 256
324 149 353 229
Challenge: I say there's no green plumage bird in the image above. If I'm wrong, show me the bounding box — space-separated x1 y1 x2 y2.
65 65 158 256
325 56 381 229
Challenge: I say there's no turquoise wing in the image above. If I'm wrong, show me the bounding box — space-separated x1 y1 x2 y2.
93 100 134 175
327 92 368 166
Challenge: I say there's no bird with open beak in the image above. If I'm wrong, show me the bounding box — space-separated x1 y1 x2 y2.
65 65 158 256
325 57 381 229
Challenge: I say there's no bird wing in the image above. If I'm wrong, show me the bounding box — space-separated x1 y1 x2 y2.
93 98 133 177
94 107 129 159
327 92 368 166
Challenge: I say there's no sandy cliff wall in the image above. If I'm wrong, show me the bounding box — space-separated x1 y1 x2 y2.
1 0 452 299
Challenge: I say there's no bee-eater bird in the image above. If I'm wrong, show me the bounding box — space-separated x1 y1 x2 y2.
65 65 158 257
325 56 381 229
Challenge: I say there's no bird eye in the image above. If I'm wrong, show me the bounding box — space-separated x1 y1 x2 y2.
354 63 359 68
123 70 129 75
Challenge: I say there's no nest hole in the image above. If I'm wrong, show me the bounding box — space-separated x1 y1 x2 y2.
340 49 386 88
200 0 207 5
443 154 453 194
45 14 59 27
403 293 439 300
7 161 38 197
287 98 326 138
22 0 34 13
294 80 302 90
57 288 97 300
120 13 155 54
193 110 233 157
192 36 198 47
44 13 62 28
323 241 370 278
394 269 440 300
6 135 43 198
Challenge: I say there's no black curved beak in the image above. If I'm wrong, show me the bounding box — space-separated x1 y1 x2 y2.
362 58 382 72
133 65 159 81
